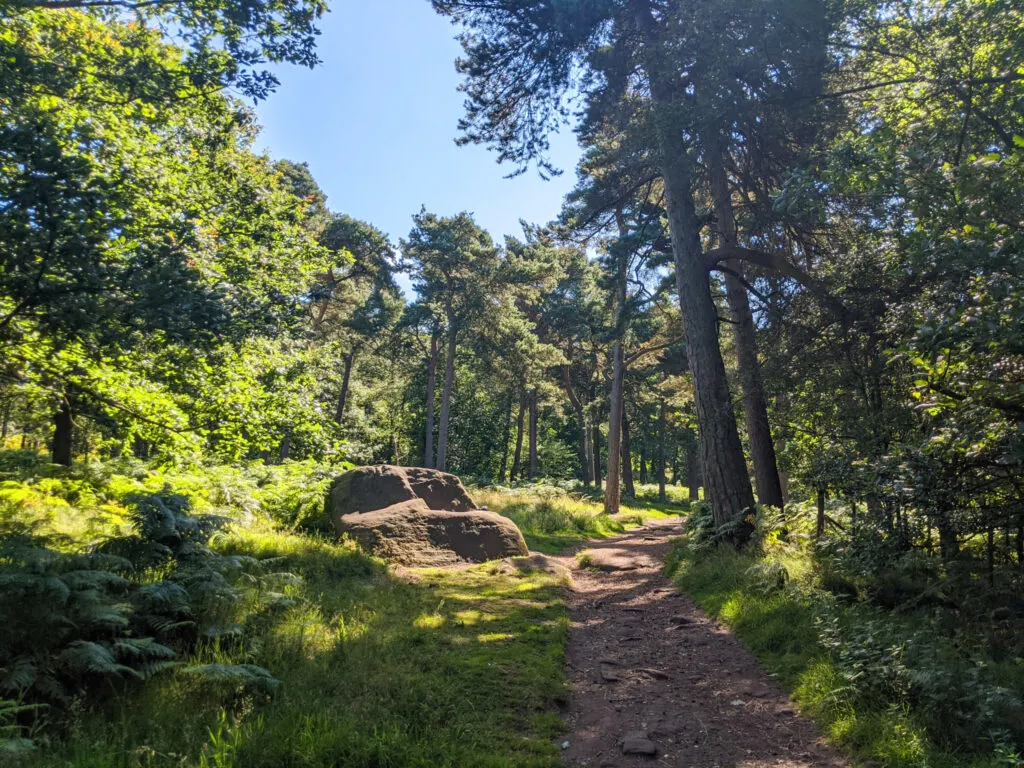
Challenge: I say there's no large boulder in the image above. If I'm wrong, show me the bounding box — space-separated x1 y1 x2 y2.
328 465 527 566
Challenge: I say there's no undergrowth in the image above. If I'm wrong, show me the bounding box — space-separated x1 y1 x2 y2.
0 454 569 766
667 502 1024 768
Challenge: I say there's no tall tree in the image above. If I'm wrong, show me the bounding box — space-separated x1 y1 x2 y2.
403 210 502 471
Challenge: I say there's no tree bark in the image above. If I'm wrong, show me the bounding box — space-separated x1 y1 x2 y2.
528 389 539 479
511 392 526 481
280 434 291 461
709 157 784 508
636 2 755 540
639 444 648 485
52 398 73 467
498 390 513 483
436 322 458 472
334 351 356 425
1 401 9 442
604 340 625 514
657 399 667 502
562 367 592 486
424 333 439 468
592 421 602 490
816 487 826 538
621 414 635 498
686 440 700 502
659 157 754 535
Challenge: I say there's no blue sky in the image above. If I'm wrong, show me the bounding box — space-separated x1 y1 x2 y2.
254 0 582 255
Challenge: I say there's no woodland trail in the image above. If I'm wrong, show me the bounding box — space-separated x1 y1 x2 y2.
553 519 846 768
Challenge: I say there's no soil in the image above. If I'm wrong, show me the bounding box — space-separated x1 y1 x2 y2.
552 518 847 768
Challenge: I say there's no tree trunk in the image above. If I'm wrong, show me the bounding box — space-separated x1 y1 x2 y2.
638 8 755 540
621 414 635 498
816 488 826 539
686 440 700 502
604 340 625 514
498 390 513 483
334 351 356 425
52 398 73 467
528 389 539 479
709 157 785 509
511 392 526 481
436 324 457 472
584 417 594 485
938 516 959 559
987 525 995 586
1017 514 1023 571
657 399 667 502
280 434 291 461
562 367 592 486
132 435 149 460
1 401 9 442
424 333 439 468
592 421 602 490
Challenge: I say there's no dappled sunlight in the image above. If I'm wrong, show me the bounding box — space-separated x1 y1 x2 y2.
413 612 446 629
476 632 514 643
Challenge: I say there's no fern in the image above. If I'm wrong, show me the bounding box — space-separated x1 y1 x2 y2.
181 663 280 696
1 487 286 738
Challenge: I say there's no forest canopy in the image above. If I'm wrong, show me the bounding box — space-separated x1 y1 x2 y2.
1 0 1021 548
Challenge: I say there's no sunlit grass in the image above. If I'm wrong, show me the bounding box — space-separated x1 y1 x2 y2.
473 485 684 554
22 523 568 768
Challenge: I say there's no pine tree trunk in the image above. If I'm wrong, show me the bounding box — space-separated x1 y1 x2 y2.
604 340 624 514
622 414 635 498
562 367 592 486
335 351 356 425
709 158 784 508
686 440 700 502
511 392 526 481
498 390 512 483
1017 515 1023 571
637 5 755 541
436 323 458 472
52 398 73 467
592 421 602 490
658 399 667 502
424 334 439 468
659 159 754 536
528 389 539 479
133 435 149 460
1 401 9 442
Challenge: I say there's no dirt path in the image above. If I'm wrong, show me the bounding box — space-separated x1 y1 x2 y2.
552 518 846 768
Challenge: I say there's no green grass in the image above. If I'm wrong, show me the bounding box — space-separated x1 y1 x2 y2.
24 523 568 767
473 486 683 554
666 531 1023 768
1 459 687 767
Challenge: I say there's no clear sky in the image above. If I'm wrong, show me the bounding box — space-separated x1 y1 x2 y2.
253 0 583 255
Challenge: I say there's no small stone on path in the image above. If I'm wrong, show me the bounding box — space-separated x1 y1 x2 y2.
638 667 669 680
600 664 621 682
622 731 658 756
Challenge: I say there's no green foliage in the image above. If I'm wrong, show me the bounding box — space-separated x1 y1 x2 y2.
669 506 1024 767
0 487 284 749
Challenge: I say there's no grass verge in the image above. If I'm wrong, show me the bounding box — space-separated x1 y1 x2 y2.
24 523 568 767
666 527 1023 768
472 486 683 554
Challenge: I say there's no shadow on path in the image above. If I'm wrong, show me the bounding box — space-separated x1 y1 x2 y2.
553 519 846 768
